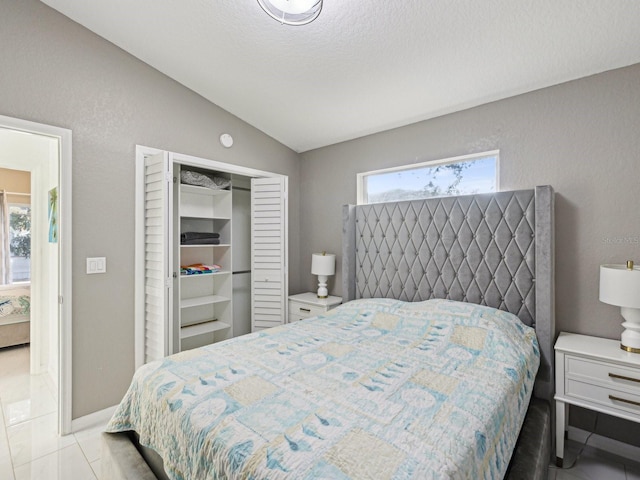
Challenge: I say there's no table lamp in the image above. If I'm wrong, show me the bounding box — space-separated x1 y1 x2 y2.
600 261 640 353
311 252 335 298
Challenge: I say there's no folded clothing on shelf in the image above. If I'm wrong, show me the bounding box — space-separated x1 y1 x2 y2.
181 232 220 241
181 232 221 245
180 264 222 276
180 170 231 190
181 238 221 245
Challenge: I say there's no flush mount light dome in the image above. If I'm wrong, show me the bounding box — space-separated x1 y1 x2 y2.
257 0 323 26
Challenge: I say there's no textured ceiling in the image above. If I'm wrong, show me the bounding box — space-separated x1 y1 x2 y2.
40 1 640 153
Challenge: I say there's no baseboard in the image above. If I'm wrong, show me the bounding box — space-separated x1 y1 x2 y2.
568 426 640 463
71 405 117 433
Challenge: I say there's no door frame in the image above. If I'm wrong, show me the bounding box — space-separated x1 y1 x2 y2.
0 114 73 435
134 145 288 368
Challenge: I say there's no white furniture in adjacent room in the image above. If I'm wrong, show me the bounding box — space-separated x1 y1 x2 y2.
288 292 342 323
554 332 640 466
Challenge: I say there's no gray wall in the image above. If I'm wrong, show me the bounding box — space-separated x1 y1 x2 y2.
3 0 639 444
0 0 301 418
300 63 640 444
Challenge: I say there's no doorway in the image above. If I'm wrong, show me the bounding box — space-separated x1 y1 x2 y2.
0 115 72 435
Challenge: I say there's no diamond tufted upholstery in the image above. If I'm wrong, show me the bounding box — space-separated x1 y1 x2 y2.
351 189 537 325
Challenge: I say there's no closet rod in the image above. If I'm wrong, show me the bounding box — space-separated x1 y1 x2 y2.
3 191 31 196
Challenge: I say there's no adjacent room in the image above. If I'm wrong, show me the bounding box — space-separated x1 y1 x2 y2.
1 1 639 479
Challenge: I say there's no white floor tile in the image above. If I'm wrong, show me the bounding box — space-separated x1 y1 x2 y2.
0 368 16 479
13 443 96 480
553 442 627 480
0 346 30 380
74 422 107 463
6 413 75 467
0 428 12 461
0 373 51 405
90 458 101 480
3 387 56 427
0 346 28 479
0 459 15 480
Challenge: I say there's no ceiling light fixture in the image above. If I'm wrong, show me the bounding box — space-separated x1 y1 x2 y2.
257 0 323 26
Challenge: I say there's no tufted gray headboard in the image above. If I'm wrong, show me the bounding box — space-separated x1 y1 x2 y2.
342 185 555 405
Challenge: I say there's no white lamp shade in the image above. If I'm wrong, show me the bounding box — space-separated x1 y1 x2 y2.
600 264 640 308
311 253 335 276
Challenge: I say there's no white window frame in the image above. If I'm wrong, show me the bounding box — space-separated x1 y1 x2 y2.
356 150 500 205
8 201 31 284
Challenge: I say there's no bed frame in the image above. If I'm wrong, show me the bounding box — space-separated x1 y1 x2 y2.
342 185 555 478
103 186 555 479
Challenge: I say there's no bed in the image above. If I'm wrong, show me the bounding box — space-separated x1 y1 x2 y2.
103 186 555 479
0 284 31 349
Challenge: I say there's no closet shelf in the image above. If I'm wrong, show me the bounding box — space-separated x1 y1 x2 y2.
180 320 231 339
181 214 231 220
180 270 231 278
181 295 230 309
180 244 231 248
180 184 230 196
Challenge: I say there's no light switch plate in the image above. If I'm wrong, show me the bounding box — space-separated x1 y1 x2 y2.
86 257 106 274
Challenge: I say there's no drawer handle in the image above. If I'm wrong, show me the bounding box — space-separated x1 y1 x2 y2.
299 308 311 313
609 395 640 407
609 373 640 384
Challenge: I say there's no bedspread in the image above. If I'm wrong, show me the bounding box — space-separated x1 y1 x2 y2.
0 286 30 320
106 298 539 480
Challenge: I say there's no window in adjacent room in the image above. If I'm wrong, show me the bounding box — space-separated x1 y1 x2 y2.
357 150 498 205
9 203 31 283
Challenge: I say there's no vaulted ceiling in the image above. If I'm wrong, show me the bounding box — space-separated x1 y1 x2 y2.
41 1 640 152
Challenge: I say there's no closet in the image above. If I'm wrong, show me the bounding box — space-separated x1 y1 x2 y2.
173 167 233 352
135 148 288 366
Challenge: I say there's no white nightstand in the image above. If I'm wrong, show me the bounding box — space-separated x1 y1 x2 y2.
288 292 342 323
554 332 640 466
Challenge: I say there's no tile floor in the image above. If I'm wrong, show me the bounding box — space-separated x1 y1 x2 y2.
2 344 640 480
550 439 640 480
0 345 105 480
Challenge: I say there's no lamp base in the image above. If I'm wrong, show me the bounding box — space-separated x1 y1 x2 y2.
620 307 640 354
316 275 328 299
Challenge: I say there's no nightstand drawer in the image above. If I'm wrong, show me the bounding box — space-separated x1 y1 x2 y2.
566 378 640 419
287 293 342 324
566 356 640 394
288 302 325 319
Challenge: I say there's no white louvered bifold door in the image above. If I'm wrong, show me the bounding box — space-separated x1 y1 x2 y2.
251 176 288 331
143 152 171 362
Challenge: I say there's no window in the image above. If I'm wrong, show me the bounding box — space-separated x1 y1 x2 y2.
9 203 30 283
357 151 498 205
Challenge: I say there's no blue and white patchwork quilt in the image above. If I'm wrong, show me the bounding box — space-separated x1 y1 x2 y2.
106 298 539 479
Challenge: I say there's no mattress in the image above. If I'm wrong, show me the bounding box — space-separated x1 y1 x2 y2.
106 298 539 479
